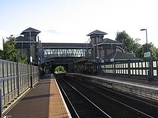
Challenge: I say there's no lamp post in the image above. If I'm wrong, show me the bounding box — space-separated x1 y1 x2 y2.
140 28 148 52
29 31 33 88
96 56 99 74
140 28 151 81
95 36 99 74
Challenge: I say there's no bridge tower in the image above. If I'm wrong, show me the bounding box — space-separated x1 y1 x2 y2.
86 30 107 74
16 27 41 64
87 30 107 59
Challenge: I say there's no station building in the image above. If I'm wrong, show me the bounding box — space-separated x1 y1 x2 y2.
15 28 141 74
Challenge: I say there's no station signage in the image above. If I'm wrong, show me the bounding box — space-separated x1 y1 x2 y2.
110 58 114 62
0 39 3 50
144 52 151 58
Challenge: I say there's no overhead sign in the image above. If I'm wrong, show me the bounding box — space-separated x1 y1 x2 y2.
101 59 104 63
30 56 32 62
110 58 114 62
0 39 3 51
144 52 151 58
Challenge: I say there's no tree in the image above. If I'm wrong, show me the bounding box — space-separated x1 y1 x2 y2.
18 54 28 64
115 31 158 60
136 43 158 60
0 35 27 63
115 31 141 55
149 43 158 60
132 38 142 55
55 66 66 73
0 35 17 61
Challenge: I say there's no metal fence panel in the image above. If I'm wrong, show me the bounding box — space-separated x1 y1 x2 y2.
101 60 158 81
0 59 39 110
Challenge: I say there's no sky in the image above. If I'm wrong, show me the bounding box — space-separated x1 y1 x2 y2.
0 0 158 47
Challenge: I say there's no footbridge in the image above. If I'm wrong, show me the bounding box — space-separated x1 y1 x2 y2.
15 27 143 75
41 43 91 73
38 29 142 74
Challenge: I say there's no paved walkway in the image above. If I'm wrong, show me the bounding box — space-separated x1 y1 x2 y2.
5 74 71 118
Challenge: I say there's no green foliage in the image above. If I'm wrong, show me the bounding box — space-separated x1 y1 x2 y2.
136 43 158 60
115 31 158 60
0 35 17 61
115 31 141 54
55 66 66 73
0 35 27 63
18 54 28 64
149 43 158 60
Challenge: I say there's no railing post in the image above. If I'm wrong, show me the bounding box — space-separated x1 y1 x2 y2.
30 63 33 88
104 61 106 75
16 58 20 96
148 59 153 81
128 60 130 78
0 88 2 118
157 61 158 81
145 61 148 81
113 62 116 77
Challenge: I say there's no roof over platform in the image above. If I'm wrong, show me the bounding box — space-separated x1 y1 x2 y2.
108 51 142 62
74 51 142 64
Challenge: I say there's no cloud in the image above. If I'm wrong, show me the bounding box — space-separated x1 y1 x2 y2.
0 30 9 37
44 29 63 35
39 29 88 43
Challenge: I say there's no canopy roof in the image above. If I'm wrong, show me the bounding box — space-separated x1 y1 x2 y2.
106 51 142 61
87 30 107 36
21 27 41 35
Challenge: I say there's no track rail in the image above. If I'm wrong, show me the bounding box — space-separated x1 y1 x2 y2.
76 77 158 117
57 76 111 118
56 75 155 118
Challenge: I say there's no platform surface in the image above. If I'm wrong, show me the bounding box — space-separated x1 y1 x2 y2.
6 74 70 118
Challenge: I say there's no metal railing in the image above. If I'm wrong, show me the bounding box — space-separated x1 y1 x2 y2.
101 60 158 81
0 59 39 116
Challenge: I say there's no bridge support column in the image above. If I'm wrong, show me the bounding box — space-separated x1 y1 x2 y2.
0 88 2 118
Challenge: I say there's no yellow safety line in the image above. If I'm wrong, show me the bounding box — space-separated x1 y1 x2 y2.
48 78 69 118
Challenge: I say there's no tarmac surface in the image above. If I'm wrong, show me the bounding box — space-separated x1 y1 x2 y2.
5 74 70 118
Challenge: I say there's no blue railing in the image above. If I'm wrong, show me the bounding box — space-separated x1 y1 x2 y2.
0 59 39 115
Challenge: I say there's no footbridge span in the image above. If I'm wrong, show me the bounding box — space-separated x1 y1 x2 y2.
41 43 90 73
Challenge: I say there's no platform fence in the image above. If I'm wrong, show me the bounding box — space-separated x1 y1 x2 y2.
0 59 39 114
101 60 158 81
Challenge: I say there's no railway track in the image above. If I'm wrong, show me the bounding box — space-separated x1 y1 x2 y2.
57 76 111 118
56 75 155 118
89 81 158 117
74 76 158 118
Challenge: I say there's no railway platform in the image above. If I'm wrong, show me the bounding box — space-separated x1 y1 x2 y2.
68 73 158 102
3 73 158 118
4 74 71 118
